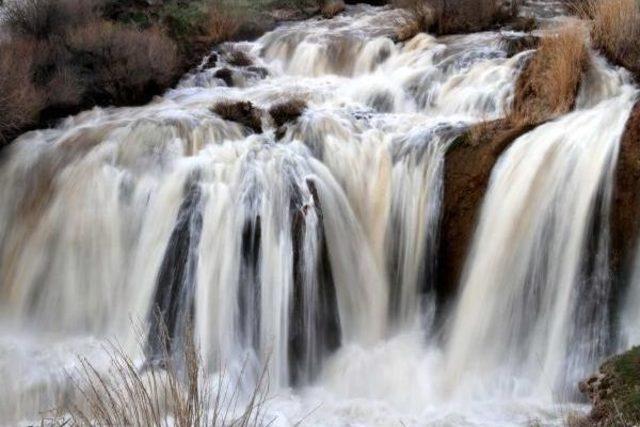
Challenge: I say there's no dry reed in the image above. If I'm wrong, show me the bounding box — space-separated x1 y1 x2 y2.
510 23 588 125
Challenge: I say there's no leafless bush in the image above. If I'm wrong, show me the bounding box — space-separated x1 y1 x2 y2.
0 39 43 144
510 24 588 125
2 0 101 39
67 22 178 105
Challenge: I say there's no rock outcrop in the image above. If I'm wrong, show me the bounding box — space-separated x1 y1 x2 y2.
610 102 640 303
578 346 640 426
437 121 536 306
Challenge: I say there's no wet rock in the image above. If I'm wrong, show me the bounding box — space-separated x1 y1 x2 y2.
610 102 640 305
437 121 536 308
147 178 203 360
226 49 253 67
211 100 263 133
247 66 270 79
203 52 218 69
502 33 539 58
503 15 538 32
289 179 341 385
213 68 234 87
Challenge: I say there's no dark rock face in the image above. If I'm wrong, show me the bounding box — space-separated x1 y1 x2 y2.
610 102 640 317
289 180 341 385
147 177 203 361
214 68 234 86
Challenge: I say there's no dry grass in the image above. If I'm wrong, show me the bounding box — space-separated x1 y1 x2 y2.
46 332 271 426
586 0 640 73
509 24 589 125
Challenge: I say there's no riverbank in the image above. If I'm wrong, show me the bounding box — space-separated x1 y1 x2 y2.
0 0 317 149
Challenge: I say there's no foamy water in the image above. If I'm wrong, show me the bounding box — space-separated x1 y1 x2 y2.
0 3 637 426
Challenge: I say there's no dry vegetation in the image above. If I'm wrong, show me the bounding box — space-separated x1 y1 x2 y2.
0 0 264 147
0 0 339 147
510 23 589 125
212 100 264 133
0 40 43 140
269 99 307 127
394 0 522 35
574 0 640 78
45 334 271 426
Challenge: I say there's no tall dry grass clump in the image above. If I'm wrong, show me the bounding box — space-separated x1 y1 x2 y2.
510 24 589 125
48 333 271 426
586 0 640 74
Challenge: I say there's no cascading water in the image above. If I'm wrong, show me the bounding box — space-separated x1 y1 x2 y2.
0 3 636 426
444 57 638 402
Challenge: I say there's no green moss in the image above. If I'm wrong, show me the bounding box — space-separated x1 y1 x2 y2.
597 347 640 424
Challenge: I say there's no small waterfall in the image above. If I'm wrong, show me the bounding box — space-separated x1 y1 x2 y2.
0 3 636 425
444 59 637 401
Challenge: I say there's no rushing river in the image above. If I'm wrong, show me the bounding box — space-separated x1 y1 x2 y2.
1 2 639 426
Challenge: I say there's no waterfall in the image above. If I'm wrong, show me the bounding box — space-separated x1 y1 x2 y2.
444 59 637 401
0 3 636 426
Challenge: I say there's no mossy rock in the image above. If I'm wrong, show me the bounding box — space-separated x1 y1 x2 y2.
580 347 640 426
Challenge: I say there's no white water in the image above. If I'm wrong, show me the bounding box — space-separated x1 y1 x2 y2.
0 3 636 426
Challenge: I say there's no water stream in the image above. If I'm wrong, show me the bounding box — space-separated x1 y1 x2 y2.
0 3 637 426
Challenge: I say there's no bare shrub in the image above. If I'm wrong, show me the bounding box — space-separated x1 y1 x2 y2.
206 4 243 45
394 0 519 35
211 100 264 133
67 22 179 105
0 39 43 144
510 24 588 125
2 0 101 39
